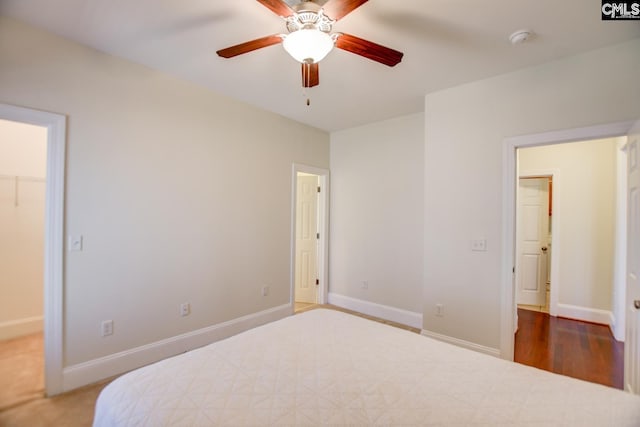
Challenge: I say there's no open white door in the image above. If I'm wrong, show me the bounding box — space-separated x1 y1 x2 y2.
625 118 640 394
294 174 319 304
516 177 549 307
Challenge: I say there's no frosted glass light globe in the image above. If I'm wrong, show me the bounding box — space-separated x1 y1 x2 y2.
283 29 334 64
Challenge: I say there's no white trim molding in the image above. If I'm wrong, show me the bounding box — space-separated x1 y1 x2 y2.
556 304 613 327
62 304 291 392
420 329 501 358
328 293 422 329
0 103 66 396
610 311 623 342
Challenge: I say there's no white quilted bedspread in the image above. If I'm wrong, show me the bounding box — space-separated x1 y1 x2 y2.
93 309 640 426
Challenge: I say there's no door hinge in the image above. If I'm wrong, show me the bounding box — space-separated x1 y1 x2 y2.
317 186 321 193
315 279 319 285
316 232 320 239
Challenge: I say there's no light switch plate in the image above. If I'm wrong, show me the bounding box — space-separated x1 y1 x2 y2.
69 235 83 252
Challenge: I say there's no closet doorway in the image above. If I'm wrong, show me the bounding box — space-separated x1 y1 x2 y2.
0 104 66 396
0 119 48 405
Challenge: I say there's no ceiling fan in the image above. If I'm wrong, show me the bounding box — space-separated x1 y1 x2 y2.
216 0 404 88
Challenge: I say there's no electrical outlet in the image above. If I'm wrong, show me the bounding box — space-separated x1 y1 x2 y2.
471 239 487 252
180 302 191 317
262 286 269 296
101 320 113 336
361 281 369 290
436 304 444 317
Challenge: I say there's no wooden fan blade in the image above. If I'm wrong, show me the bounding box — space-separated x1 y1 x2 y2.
335 33 403 67
302 63 319 88
256 0 294 17
216 35 282 58
323 0 368 21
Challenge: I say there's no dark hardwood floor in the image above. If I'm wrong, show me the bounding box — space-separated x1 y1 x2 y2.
514 308 624 389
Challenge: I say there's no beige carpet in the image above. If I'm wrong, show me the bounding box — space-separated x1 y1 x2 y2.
0 333 109 427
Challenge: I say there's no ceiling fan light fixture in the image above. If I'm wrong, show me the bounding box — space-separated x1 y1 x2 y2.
283 29 335 64
217 1 404 89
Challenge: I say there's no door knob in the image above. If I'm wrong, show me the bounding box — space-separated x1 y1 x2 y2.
634 300 640 310
541 247 548 252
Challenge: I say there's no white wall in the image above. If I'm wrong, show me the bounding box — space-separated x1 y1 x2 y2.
0 119 47 339
330 113 424 325
0 16 329 384
424 38 640 351
519 138 617 319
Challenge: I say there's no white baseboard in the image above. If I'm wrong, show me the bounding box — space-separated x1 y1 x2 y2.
0 316 43 340
327 293 422 329
610 312 625 342
556 303 612 326
420 329 501 358
62 304 291 392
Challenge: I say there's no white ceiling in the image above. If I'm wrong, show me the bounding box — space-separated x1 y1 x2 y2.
2 0 639 131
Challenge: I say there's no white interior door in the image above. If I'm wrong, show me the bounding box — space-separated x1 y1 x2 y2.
295 175 318 304
625 119 640 394
516 177 549 306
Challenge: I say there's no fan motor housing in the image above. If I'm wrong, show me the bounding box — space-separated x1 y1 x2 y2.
293 1 322 13
287 2 334 33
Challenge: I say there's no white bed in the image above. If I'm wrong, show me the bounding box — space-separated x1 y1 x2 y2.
94 309 640 426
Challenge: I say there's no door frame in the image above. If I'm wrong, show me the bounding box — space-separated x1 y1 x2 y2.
624 118 640 393
516 170 560 316
290 164 330 309
501 120 634 359
0 103 66 396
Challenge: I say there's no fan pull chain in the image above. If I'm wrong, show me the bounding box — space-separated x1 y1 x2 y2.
302 62 310 106
302 88 311 107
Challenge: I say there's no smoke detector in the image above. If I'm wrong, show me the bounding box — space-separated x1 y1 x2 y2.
509 30 534 45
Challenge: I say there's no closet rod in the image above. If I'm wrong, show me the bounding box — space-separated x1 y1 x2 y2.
0 174 46 182
0 175 46 207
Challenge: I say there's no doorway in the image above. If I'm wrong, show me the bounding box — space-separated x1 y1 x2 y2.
0 119 47 407
291 164 329 313
0 119 47 338
294 172 319 310
513 137 624 386
502 121 639 377
515 138 625 322
0 104 66 396
516 176 552 313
